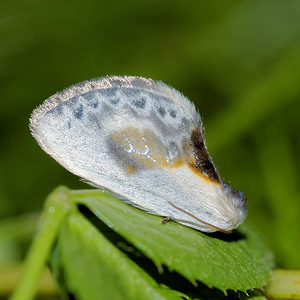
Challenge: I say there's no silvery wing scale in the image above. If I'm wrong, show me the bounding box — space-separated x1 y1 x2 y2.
30 76 247 233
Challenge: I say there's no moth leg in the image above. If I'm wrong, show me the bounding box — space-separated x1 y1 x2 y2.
162 217 171 224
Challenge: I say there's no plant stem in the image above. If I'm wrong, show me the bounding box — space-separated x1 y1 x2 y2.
9 186 71 300
267 269 300 299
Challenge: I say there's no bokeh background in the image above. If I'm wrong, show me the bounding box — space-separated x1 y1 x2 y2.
1 0 300 296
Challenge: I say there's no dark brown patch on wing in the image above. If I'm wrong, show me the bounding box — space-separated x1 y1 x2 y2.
190 128 220 183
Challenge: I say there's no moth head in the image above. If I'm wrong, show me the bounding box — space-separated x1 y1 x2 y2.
222 182 248 226
168 179 248 234
207 181 248 233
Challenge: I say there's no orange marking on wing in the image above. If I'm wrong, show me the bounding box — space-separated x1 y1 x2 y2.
187 163 219 184
110 127 219 184
126 165 136 174
182 132 220 184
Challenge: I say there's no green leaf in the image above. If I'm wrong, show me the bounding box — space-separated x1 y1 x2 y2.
71 189 274 293
53 208 188 300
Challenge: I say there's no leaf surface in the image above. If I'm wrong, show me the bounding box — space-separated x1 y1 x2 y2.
53 208 187 300
71 189 274 292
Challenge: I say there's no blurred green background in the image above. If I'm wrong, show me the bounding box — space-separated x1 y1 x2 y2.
1 0 300 294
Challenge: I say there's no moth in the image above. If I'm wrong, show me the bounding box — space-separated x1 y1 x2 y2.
30 76 247 233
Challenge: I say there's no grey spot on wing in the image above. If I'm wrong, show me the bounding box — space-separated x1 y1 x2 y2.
101 87 120 105
84 91 99 108
121 87 141 98
181 117 188 127
109 97 120 105
149 110 173 136
170 110 177 118
67 119 71 129
73 104 84 119
168 141 179 163
106 136 143 173
132 97 146 109
90 99 99 108
149 108 194 140
169 142 178 155
56 104 64 115
104 87 117 97
158 107 166 117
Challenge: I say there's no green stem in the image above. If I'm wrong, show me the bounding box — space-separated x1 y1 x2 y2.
267 269 300 299
9 186 71 300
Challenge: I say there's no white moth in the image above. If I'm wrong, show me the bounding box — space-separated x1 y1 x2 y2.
30 76 247 233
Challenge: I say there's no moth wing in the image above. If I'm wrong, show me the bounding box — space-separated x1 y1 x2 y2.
30 76 205 215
